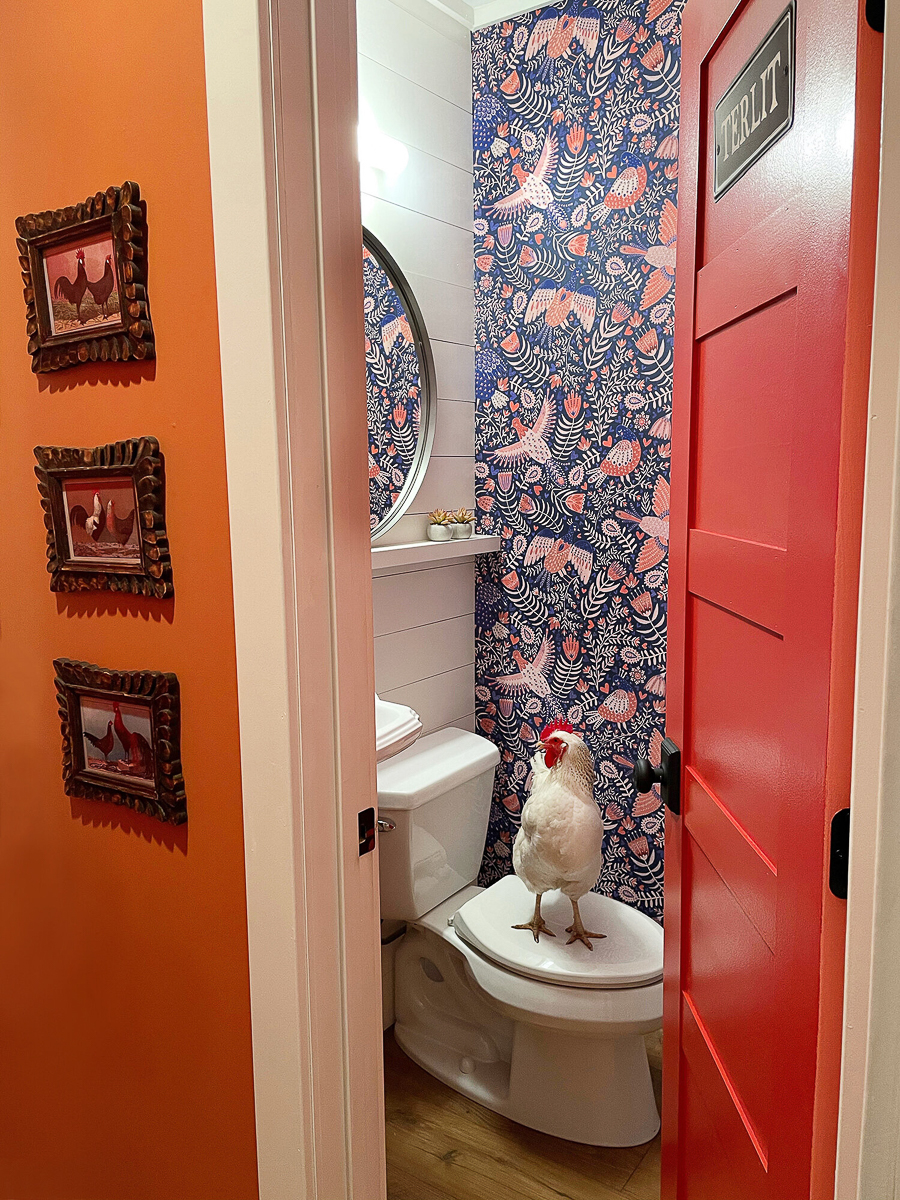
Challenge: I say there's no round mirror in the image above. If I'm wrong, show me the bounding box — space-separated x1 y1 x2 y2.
363 229 436 539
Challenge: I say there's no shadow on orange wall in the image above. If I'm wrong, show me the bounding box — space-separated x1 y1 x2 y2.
38 360 157 393
0 2 259 1197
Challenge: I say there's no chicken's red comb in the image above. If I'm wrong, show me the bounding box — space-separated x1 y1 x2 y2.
541 719 574 738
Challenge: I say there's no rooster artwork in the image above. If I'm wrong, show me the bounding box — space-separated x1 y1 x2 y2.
81 697 154 782
83 720 115 764
64 478 140 564
51 248 88 326
87 255 117 318
512 721 606 949
43 235 120 335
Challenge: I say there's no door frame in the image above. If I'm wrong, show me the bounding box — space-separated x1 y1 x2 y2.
835 1 900 1194
202 1 385 1197
200 0 893 1195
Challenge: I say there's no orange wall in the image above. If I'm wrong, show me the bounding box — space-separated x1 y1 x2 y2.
0 3 259 1197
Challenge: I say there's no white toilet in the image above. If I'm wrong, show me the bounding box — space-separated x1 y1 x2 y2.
378 725 663 1148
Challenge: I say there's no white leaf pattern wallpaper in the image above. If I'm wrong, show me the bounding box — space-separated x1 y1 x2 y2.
472 0 684 920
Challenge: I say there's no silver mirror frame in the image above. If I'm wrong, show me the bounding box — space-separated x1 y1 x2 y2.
363 227 437 542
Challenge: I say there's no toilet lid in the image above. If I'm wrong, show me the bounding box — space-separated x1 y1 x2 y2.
452 875 663 989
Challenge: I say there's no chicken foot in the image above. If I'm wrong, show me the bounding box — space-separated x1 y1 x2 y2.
512 893 556 943
566 898 606 950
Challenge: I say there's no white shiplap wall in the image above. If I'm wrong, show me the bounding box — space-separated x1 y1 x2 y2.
373 561 476 733
359 0 477 732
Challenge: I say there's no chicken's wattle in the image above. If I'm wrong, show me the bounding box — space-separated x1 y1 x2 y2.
543 738 566 769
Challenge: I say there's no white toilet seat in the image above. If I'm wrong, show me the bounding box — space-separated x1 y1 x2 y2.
417 885 663 1036
453 875 663 990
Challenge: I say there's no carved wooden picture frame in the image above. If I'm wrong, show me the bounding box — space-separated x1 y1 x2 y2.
34 437 173 598
54 658 186 825
16 181 154 372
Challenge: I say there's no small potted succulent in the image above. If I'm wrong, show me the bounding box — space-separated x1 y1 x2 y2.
450 508 475 539
427 510 454 541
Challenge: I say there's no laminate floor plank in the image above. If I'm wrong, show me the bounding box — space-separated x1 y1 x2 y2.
387 1160 456 1200
623 1142 661 1200
385 1040 643 1189
384 1031 661 1200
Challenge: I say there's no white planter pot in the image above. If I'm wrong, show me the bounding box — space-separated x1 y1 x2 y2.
451 522 474 539
427 524 453 541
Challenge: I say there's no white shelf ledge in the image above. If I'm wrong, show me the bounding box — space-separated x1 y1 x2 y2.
371 534 502 576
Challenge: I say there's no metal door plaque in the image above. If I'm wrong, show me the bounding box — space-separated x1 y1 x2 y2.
714 1 795 199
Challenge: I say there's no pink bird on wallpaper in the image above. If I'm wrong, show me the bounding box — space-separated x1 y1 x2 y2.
621 199 678 310
381 311 413 352
494 632 556 698
600 152 648 219
524 6 601 80
489 396 561 465
524 278 597 344
489 396 556 467
524 532 594 585
617 476 670 572
488 132 569 230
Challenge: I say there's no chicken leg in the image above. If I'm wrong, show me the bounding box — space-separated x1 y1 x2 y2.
513 892 556 943
566 898 606 949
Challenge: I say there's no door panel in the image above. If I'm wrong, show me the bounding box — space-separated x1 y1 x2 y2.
693 298 795 547
681 1003 769 1197
687 531 785 636
699 8 802 265
683 836 774 1140
688 597 783 862
684 773 777 950
664 0 882 1196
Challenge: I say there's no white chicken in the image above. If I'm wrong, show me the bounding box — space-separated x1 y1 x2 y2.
512 721 606 949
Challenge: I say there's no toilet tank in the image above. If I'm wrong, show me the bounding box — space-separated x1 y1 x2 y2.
377 727 500 921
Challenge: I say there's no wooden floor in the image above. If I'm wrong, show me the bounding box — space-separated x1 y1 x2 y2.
384 1028 662 1200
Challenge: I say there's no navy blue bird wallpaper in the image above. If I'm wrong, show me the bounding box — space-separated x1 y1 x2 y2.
363 242 423 532
472 0 683 921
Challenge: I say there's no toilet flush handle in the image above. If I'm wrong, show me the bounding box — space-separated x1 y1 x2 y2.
377 817 396 833
633 737 681 817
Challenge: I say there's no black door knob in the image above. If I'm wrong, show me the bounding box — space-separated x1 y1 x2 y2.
633 758 662 794
632 737 682 816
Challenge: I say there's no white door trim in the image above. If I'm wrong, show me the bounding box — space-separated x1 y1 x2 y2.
835 6 899 1196
202 1 385 1196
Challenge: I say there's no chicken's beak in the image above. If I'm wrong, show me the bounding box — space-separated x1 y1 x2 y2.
537 740 548 751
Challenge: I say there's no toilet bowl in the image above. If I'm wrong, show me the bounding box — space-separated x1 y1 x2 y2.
378 727 663 1147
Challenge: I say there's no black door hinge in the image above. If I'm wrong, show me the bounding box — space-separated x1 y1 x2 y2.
829 808 851 899
358 807 376 856
867 0 884 33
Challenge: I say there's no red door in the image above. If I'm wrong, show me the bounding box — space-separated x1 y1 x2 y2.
664 0 882 1196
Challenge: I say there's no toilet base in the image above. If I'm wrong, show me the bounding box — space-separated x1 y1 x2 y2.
394 926 660 1147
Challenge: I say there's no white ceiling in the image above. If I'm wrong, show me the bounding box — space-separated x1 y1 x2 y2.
473 0 542 24
424 0 540 30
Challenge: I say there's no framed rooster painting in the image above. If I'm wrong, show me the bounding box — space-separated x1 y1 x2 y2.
15 181 154 372
54 658 186 824
34 437 173 597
